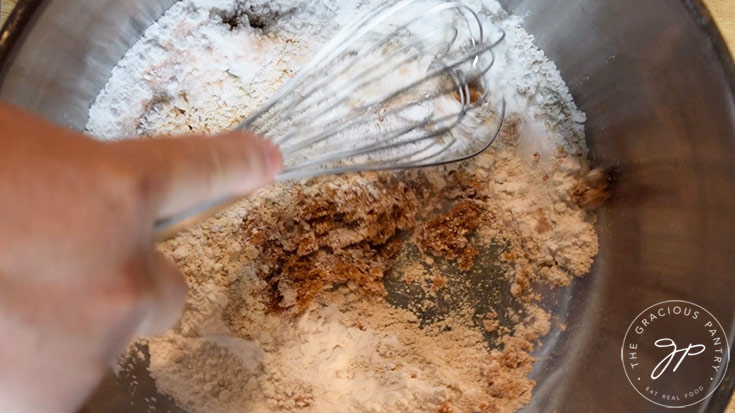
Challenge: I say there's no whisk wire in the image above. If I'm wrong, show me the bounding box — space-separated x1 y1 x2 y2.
275 38 501 159
244 0 508 178
240 1 484 131
266 26 458 140
154 0 508 239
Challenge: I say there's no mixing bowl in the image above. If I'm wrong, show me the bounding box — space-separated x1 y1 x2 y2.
2 0 735 411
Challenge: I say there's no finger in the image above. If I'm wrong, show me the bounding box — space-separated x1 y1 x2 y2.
135 252 187 336
109 131 283 219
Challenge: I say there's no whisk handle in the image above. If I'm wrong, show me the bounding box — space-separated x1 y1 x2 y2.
152 169 323 241
153 194 244 242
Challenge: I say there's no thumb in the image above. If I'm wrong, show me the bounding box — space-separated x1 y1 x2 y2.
135 252 188 336
110 131 283 220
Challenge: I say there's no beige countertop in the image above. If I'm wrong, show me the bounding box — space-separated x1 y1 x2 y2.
1 0 18 24
707 0 735 55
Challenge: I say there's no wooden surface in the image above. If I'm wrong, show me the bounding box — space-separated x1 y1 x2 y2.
0 0 734 410
708 0 735 55
1 0 18 25
692 4 735 413
702 4 735 412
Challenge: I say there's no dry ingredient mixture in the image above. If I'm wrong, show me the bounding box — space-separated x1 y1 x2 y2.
87 0 607 412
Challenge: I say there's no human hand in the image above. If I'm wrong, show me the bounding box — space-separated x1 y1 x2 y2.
0 103 282 413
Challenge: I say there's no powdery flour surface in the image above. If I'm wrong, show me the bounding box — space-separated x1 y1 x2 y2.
87 0 603 412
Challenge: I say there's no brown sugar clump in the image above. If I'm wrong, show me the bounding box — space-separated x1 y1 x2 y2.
486 339 535 400
417 200 482 271
437 400 455 413
534 209 551 234
570 167 612 210
241 173 422 310
452 79 485 105
483 310 500 333
442 169 484 200
431 271 447 292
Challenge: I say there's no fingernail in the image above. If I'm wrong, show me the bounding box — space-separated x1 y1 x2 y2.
263 140 283 178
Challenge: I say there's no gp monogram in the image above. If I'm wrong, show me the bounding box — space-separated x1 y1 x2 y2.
621 300 729 408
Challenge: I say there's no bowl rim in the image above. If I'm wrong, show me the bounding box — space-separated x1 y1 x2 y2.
3 0 735 93
1 0 735 410
0 0 44 86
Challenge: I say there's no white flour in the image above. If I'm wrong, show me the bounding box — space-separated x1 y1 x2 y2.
86 0 585 159
87 1 592 412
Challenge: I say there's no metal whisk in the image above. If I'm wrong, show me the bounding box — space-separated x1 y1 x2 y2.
155 0 506 238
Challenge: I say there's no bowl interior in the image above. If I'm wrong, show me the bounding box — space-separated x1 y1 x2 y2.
2 0 735 411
